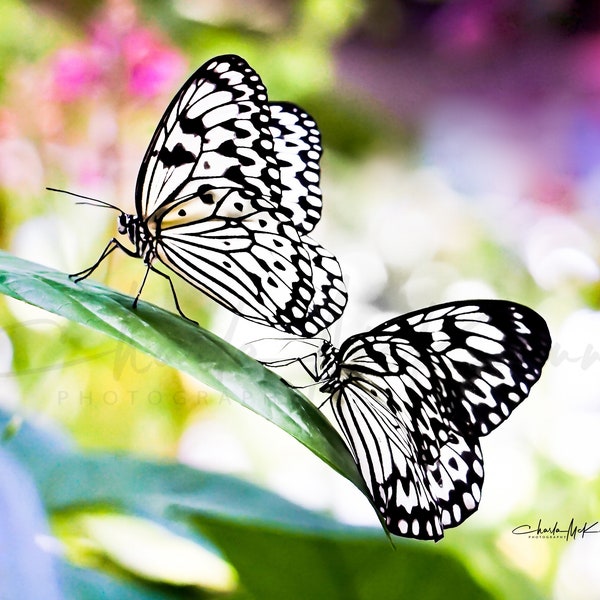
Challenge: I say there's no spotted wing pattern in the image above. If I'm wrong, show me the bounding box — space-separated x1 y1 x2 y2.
154 198 331 335
269 102 323 234
300 236 348 335
136 54 281 219
324 300 551 540
132 54 345 335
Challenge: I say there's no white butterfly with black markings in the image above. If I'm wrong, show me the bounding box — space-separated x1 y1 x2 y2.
51 54 347 336
279 300 551 540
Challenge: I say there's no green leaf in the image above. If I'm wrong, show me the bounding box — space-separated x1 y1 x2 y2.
195 516 495 600
0 407 361 537
1 409 496 600
0 251 367 497
44 454 357 536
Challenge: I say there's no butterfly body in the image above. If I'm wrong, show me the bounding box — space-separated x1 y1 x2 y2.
67 54 347 336
304 300 551 540
117 213 153 263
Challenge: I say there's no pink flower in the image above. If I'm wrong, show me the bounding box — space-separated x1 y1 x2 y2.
51 47 101 102
49 16 185 103
122 29 186 98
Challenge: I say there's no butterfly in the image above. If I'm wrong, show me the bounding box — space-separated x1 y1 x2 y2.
53 54 347 336
282 300 551 540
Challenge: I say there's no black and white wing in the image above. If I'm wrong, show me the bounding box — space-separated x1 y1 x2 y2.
329 300 551 540
333 379 484 540
136 54 281 219
154 200 343 335
269 102 323 234
297 236 347 335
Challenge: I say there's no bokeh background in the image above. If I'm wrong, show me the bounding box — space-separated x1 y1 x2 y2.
1 0 600 598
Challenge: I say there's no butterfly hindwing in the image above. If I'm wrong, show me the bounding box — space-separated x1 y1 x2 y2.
429 433 483 531
330 361 484 540
332 380 444 539
300 236 348 335
154 196 319 333
269 102 323 233
325 300 550 539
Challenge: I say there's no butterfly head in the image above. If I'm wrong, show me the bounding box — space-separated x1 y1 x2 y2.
117 213 131 235
117 213 139 244
316 340 339 390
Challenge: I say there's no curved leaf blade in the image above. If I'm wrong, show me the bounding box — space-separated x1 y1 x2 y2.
0 250 367 497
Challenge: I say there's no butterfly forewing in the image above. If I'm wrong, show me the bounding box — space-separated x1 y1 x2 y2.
136 54 281 221
324 300 550 539
269 102 323 233
364 300 552 436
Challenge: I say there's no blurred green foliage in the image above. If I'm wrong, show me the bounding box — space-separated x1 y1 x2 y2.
0 251 365 492
1 396 533 599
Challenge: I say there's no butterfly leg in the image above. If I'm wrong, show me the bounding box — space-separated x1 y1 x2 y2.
295 355 320 380
261 351 319 376
70 239 138 282
260 356 299 368
261 354 322 394
135 264 198 325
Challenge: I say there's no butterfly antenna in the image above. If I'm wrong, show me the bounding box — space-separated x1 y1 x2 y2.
242 334 293 347
242 335 323 354
291 380 321 391
46 187 124 214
